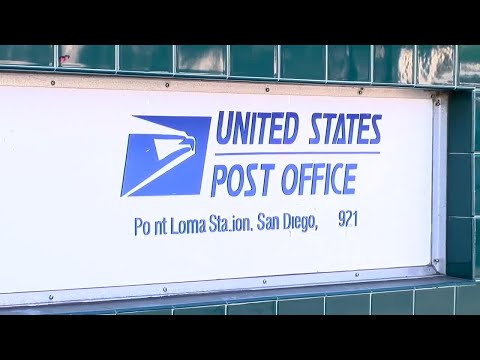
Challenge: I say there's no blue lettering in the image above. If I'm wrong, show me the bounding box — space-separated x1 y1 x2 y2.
346 113 360 144
343 163 357 195
323 113 337 144
333 113 346 144
216 111 234 145
244 163 258 197
211 165 227 197
331 163 343 194
249 112 257 144
211 163 275 197
257 112 270 144
357 113 371 144
261 163 275 196
269 112 284 144
284 112 299 144
298 163 313 195
309 113 322 144
227 164 244 196
324 163 331 195
370 114 382 144
281 164 298 195
311 163 325 195
233 111 251 144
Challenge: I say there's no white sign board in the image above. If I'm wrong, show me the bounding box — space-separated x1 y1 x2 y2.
0 79 441 298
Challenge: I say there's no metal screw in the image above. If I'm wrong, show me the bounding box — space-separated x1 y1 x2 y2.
355 273 359 277
358 88 364 95
165 82 170 88
49 295 54 300
50 80 55 86
163 287 167 292
433 258 440 264
265 87 270 93
263 279 267 284
435 99 441 106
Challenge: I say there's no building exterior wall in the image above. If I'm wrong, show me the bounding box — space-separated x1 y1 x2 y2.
1 44 479 315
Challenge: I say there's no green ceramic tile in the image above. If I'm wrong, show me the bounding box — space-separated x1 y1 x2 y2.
62 310 117 315
371 290 413 315
277 297 325 315
327 45 370 82
59 45 115 70
458 45 480 85
174 305 225 315
476 155 480 216
230 45 277 78
414 287 455 315
119 45 172 72
417 45 454 85
455 284 480 314
447 154 473 217
0 45 53 67
448 90 474 154
446 217 474 279
117 308 172 315
176 45 226 75
475 94 480 152
280 45 325 80
476 219 480 278
325 294 370 315
227 301 276 315
373 45 413 84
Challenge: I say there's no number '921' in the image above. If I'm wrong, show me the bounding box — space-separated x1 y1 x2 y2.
339 210 357 227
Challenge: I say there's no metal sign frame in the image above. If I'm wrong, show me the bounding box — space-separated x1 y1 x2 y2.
0 73 448 307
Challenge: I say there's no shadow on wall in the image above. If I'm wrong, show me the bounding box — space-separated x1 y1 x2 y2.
328 45 370 82
417 45 454 85
176 45 226 74
374 45 413 84
0 45 53 66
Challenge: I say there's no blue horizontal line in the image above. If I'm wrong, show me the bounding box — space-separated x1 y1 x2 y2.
215 151 381 156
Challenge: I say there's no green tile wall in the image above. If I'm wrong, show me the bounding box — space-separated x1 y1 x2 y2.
0 45 473 89
277 297 325 315
414 287 455 315
280 45 325 81
417 45 454 85
456 284 480 314
227 301 276 315
325 294 370 315
373 45 413 84
327 45 370 82
230 45 277 78
459 45 480 86
174 305 225 315
176 45 226 75
119 45 172 73
58 45 115 71
371 291 413 315
0 45 53 67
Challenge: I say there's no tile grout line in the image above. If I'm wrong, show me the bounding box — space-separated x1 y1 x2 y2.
453 286 457 315
413 45 418 87
277 45 281 81
226 45 230 79
369 292 372 315
325 45 329 82
370 45 374 85
53 45 58 69
412 288 416 315
172 45 176 75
